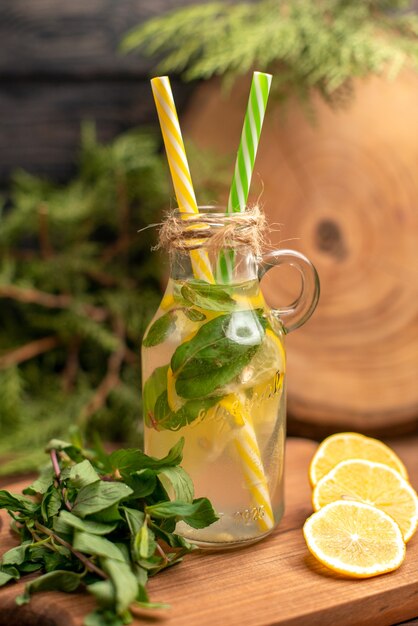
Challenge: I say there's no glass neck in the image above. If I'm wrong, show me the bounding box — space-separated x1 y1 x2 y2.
169 246 259 283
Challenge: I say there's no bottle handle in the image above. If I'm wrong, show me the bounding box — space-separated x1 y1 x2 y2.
259 249 320 334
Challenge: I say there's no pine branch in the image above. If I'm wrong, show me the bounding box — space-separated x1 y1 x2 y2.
122 0 418 105
0 124 226 472
37 203 53 259
61 336 81 393
0 336 60 369
77 317 127 427
0 285 107 322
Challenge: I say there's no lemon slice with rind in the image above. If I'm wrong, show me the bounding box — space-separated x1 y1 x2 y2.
309 432 408 487
312 459 418 542
303 500 406 578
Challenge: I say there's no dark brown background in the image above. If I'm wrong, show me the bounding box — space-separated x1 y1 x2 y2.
1 0 417 185
0 0 205 183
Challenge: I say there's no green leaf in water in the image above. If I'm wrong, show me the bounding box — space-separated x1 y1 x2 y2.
182 307 206 322
181 281 236 311
154 392 218 431
143 311 177 347
142 364 169 428
171 310 266 399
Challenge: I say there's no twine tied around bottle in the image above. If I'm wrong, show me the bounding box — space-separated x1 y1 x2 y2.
154 205 267 258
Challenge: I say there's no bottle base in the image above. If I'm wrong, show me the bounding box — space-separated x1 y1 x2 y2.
183 529 274 551
176 503 284 550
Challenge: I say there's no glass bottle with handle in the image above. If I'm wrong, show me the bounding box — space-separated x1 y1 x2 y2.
141 206 320 548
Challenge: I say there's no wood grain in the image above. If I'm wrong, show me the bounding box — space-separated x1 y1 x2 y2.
184 71 418 437
2 436 418 626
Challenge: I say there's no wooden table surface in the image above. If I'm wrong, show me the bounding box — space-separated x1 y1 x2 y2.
1 436 418 626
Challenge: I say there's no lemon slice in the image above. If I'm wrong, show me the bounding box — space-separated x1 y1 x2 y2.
303 500 406 578
312 459 418 542
160 293 175 311
309 432 408 487
234 291 265 309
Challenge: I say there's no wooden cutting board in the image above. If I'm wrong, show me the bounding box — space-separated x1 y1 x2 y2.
1 437 418 626
184 71 418 438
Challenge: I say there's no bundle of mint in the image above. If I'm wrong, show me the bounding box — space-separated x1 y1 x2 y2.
0 435 217 626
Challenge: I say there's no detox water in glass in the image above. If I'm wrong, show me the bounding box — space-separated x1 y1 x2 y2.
141 208 319 548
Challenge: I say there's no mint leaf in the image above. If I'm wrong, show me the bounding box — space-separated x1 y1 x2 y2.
0 434 217 624
23 468 54 496
183 308 206 322
0 567 20 586
142 364 169 427
52 515 73 536
41 487 62 521
143 311 176 347
134 524 157 560
42 551 72 573
146 497 218 529
73 532 126 562
1 544 30 566
18 570 83 600
0 490 39 515
154 392 218 431
84 608 127 626
109 438 184 473
181 281 236 311
158 466 194 503
69 460 100 489
147 521 191 549
45 439 84 462
121 507 145 537
86 580 115 610
72 482 133 518
57 510 118 536
171 311 265 399
88 503 123 524
102 558 138 615
126 469 157 498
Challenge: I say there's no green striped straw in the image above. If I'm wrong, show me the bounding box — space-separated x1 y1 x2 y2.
216 71 272 283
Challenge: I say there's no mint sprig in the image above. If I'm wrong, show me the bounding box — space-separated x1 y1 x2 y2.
0 436 218 626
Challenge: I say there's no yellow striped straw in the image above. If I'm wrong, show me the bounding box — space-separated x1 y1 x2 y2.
150 75 273 533
150 76 213 283
220 396 274 531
